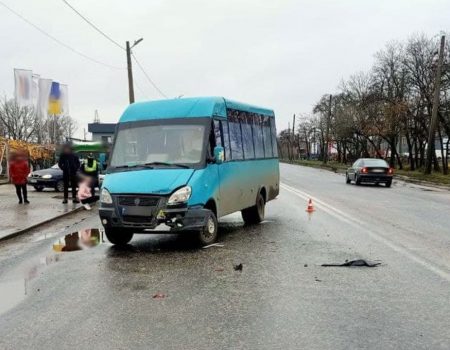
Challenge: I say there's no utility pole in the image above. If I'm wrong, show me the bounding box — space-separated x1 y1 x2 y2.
126 38 144 104
292 114 296 160
126 41 135 104
425 35 445 174
324 94 332 164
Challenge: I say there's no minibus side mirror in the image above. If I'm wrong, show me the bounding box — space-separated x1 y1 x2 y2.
213 146 224 164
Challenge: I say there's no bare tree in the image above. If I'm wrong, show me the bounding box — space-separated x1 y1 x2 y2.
0 98 39 142
304 33 450 176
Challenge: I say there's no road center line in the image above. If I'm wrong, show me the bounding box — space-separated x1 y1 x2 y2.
280 182 450 282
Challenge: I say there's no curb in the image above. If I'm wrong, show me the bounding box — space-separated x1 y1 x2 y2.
394 175 450 191
0 205 85 243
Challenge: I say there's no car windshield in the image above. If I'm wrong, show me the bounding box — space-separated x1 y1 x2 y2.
110 123 205 168
363 159 388 167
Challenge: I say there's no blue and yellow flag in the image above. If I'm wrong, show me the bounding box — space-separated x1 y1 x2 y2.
48 82 61 115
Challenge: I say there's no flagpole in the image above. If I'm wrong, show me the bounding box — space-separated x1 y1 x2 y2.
53 114 56 144
53 114 57 164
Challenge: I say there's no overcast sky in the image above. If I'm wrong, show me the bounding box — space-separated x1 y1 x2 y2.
0 0 449 138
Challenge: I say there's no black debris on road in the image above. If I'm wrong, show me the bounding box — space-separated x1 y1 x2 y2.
321 259 381 267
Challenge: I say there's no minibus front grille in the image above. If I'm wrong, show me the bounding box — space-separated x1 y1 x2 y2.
117 196 160 207
122 215 154 224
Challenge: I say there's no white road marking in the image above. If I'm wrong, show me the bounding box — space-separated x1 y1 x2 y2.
202 243 225 249
280 182 450 282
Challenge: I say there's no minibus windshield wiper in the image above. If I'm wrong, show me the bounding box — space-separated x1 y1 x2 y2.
144 162 190 169
112 164 154 169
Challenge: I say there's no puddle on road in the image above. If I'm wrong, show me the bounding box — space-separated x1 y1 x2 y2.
52 228 103 252
0 229 103 316
0 254 60 316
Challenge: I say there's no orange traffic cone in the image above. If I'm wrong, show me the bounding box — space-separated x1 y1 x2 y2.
306 198 315 213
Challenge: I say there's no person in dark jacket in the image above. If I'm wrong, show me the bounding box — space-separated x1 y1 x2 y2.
58 144 80 204
9 150 30 204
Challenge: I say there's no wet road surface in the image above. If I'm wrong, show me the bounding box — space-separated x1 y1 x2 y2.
0 163 449 349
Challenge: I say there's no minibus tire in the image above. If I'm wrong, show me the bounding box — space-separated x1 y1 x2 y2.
197 211 218 246
105 227 134 245
241 193 265 225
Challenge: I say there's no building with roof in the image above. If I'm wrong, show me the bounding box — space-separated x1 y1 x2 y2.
88 123 116 143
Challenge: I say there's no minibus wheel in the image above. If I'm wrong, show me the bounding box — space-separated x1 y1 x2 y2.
197 211 218 246
241 193 265 225
105 227 133 245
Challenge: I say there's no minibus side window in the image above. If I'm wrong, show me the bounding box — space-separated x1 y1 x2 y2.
213 120 222 149
262 116 273 158
221 120 231 161
208 121 216 160
228 111 244 160
270 118 279 157
214 119 231 161
253 114 265 158
241 112 255 160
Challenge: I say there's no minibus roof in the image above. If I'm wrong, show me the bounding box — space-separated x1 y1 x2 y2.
119 97 275 123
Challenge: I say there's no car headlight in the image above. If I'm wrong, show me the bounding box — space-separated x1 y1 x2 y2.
28 173 32 178
42 174 52 179
100 188 113 204
167 186 191 205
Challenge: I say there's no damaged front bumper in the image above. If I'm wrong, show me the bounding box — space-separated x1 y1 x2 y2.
99 196 210 233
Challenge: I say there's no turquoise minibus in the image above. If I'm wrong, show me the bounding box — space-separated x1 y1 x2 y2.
99 97 279 245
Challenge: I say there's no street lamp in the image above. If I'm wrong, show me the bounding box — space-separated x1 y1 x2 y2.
126 38 144 104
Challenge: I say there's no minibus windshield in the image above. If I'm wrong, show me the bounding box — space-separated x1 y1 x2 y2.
110 123 205 168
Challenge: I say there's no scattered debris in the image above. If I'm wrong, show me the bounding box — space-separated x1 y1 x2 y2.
214 268 224 272
202 243 224 249
321 259 381 267
233 263 243 272
304 264 308 267
314 277 322 282
152 293 166 299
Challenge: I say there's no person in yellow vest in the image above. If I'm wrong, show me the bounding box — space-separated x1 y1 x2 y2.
80 153 99 197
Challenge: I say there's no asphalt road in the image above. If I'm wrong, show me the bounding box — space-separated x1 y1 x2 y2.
0 163 449 350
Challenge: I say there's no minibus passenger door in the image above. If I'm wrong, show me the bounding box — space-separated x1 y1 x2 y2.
213 119 238 216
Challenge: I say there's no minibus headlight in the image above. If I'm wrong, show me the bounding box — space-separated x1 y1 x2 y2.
100 188 113 204
168 186 191 205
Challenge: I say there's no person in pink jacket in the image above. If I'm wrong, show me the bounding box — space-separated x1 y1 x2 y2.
77 176 99 210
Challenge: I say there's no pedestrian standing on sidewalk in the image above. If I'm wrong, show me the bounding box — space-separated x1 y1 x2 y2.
9 150 30 204
58 144 80 204
80 153 99 196
77 175 99 210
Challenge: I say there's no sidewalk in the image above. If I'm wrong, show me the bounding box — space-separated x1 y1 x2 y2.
0 184 82 240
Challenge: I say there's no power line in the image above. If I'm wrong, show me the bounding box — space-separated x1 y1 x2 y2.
0 0 124 70
132 53 168 98
60 0 125 51
58 0 169 99
134 79 151 100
